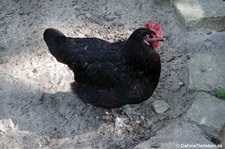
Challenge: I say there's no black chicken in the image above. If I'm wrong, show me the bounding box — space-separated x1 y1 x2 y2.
43 22 164 129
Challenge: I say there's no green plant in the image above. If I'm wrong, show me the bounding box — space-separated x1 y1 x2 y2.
215 88 225 100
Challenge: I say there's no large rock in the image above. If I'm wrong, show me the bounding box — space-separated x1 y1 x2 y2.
185 32 225 57
186 92 225 138
173 0 225 30
135 122 217 149
221 125 225 149
188 53 225 91
152 100 170 114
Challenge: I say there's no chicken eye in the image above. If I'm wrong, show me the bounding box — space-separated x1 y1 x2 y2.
149 35 154 38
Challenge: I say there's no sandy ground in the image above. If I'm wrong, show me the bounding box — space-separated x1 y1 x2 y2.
0 0 200 148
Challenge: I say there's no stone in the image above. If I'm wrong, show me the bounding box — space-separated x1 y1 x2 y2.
221 125 225 149
173 0 225 30
135 122 217 149
185 92 225 138
210 32 225 53
85 13 91 18
178 82 185 87
188 53 225 91
152 100 170 114
185 31 225 56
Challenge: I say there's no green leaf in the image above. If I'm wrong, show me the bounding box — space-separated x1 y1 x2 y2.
215 88 225 100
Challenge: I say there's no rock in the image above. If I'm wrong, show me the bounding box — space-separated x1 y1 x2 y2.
188 53 225 91
150 143 161 148
85 13 91 18
173 0 225 31
221 125 225 149
185 92 225 138
152 100 170 114
0 119 16 132
178 82 185 87
0 119 46 148
135 122 217 149
210 32 225 53
185 31 225 57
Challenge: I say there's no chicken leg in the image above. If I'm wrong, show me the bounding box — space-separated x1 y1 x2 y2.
123 104 141 120
111 109 128 130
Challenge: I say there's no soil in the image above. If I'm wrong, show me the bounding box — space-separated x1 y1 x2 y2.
0 0 202 148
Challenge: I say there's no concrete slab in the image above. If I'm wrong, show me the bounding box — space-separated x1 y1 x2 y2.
185 31 225 57
186 92 225 138
173 0 225 30
135 122 218 149
188 53 225 91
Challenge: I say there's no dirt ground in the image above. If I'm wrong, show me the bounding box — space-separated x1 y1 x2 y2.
0 0 202 148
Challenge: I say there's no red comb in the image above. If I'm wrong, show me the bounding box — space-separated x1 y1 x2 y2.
145 21 163 37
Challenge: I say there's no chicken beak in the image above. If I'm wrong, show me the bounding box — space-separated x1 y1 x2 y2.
144 35 165 44
157 37 165 42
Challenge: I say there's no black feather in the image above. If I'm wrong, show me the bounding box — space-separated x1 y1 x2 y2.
43 28 161 109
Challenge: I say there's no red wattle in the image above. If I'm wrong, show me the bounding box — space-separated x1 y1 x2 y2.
152 41 160 49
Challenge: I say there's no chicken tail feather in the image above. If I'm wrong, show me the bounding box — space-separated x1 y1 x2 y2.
43 28 66 63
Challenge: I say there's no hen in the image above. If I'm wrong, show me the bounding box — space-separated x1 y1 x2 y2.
43 21 164 129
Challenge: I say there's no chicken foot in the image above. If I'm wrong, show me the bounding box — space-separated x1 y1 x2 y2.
111 109 128 130
123 104 141 120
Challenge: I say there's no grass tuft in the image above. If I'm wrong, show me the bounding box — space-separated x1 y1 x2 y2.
214 88 225 101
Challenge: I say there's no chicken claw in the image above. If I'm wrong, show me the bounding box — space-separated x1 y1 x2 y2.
112 109 128 130
123 105 141 120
